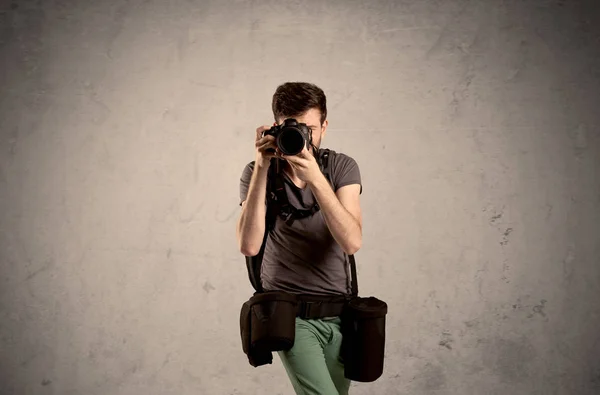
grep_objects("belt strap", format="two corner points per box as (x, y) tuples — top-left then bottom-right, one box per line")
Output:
(296, 296), (349, 319)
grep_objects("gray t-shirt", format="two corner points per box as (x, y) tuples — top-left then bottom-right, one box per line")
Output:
(239, 149), (362, 296)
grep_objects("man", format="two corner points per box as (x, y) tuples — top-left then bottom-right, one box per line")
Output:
(236, 82), (362, 395)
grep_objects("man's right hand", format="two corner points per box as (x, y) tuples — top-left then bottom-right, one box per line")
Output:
(255, 125), (278, 169)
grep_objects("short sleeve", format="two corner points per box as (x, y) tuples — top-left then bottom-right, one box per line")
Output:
(239, 161), (255, 206)
(332, 153), (362, 194)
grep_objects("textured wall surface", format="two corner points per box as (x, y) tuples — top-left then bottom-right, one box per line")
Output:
(1, 0), (599, 394)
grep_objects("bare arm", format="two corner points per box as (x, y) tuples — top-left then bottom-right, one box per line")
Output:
(236, 125), (278, 256)
(308, 174), (363, 255)
(236, 163), (270, 256)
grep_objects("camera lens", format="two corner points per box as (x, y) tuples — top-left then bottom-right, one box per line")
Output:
(278, 128), (305, 155)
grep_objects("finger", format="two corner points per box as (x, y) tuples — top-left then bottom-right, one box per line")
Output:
(281, 154), (301, 163)
(255, 135), (275, 147)
(283, 156), (296, 167)
(256, 125), (272, 134)
(291, 148), (311, 160)
(255, 125), (273, 140)
(257, 142), (276, 152)
(296, 148), (310, 159)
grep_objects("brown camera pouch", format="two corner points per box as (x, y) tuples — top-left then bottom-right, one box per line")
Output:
(240, 291), (298, 367)
(341, 296), (388, 382)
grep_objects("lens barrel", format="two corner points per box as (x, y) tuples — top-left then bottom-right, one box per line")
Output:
(277, 127), (306, 155)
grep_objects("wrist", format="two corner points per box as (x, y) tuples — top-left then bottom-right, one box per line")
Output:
(307, 170), (327, 189)
(254, 159), (271, 175)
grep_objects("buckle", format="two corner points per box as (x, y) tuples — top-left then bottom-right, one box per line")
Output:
(300, 301), (321, 318)
(283, 211), (295, 226)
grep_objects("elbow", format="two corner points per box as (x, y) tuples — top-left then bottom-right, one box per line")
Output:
(237, 219), (261, 257)
(238, 226), (263, 256)
(239, 241), (261, 257)
(344, 237), (362, 256)
(345, 246), (361, 256)
(240, 246), (260, 257)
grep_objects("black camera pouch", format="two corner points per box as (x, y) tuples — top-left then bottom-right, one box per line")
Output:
(240, 291), (298, 367)
(341, 296), (388, 382)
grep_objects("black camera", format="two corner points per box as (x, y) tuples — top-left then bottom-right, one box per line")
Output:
(262, 118), (312, 156)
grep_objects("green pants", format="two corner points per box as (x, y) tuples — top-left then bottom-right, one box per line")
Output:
(277, 316), (351, 395)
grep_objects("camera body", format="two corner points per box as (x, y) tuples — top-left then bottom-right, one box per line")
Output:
(262, 118), (312, 156)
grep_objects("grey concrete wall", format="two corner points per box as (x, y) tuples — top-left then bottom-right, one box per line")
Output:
(1, 0), (599, 394)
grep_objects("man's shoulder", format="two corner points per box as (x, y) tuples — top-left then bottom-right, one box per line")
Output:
(319, 148), (358, 166)
(319, 148), (362, 192)
(240, 160), (256, 181)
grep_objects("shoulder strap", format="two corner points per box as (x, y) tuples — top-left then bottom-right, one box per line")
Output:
(321, 149), (332, 183)
(349, 254), (358, 297)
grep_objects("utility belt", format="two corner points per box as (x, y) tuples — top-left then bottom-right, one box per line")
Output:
(239, 290), (388, 383)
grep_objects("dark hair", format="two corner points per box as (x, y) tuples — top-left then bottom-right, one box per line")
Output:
(272, 82), (327, 126)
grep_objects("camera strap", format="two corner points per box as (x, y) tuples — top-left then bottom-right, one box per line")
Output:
(270, 149), (330, 227)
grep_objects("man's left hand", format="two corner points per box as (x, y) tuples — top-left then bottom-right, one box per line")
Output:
(280, 146), (322, 184)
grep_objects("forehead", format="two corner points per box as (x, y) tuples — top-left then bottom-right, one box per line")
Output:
(282, 108), (322, 128)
